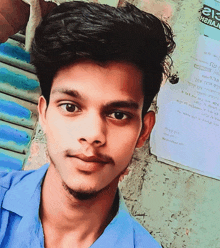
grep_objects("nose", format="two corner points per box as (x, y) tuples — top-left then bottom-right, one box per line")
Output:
(78, 112), (106, 147)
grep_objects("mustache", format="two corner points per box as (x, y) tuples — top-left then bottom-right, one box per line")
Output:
(66, 150), (115, 165)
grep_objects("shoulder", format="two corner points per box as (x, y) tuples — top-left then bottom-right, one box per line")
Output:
(0, 169), (34, 190)
(0, 169), (33, 202)
(0, 164), (49, 206)
(0, 163), (49, 191)
(129, 215), (161, 248)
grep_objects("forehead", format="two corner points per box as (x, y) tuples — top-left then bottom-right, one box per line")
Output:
(51, 61), (144, 104)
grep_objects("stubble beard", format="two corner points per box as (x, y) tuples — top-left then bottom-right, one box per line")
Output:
(49, 152), (133, 201)
(61, 161), (133, 201)
(62, 181), (104, 201)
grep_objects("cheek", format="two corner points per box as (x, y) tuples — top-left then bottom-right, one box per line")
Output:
(109, 125), (141, 161)
(44, 113), (68, 151)
(45, 113), (82, 153)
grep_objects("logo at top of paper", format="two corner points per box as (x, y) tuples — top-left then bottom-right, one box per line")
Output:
(200, 5), (220, 30)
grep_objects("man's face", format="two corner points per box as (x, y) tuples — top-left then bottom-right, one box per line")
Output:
(39, 61), (154, 196)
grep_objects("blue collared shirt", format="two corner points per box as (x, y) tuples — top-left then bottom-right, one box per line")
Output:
(0, 164), (161, 248)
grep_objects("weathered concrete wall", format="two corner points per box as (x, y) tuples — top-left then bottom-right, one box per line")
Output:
(24, 123), (49, 170)
(24, 0), (220, 247)
(119, 144), (220, 247)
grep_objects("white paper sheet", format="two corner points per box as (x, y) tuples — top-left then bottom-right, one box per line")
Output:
(150, 35), (220, 179)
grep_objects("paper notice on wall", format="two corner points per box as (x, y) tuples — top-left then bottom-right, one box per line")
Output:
(150, 35), (220, 179)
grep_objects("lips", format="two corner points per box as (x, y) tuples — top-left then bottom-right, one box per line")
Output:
(67, 153), (113, 172)
(74, 154), (110, 164)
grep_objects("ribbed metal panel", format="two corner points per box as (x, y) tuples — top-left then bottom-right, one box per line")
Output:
(0, 148), (25, 171)
(0, 34), (40, 171)
(0, 120), (33, 153)
(0, 93), (38, 129)
(0, 63), (40, 103)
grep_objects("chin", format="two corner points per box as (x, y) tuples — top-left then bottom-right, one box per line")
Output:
(62, 181), (104, 201)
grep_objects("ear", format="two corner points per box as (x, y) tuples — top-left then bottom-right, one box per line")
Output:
(136, 111), (155, 148)
(38, 96), (48, 132)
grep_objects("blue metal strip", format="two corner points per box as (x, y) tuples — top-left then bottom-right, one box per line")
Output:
(0, 124), (31, 146)
(0, 67), (39, 91)
(0, 99), (31, 119)
(0, 152), (23, 171)
(0, 42), (30, 62)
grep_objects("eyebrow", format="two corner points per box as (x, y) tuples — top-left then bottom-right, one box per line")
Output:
(51, 88), (82, 99)
(103, 101), (139, 111)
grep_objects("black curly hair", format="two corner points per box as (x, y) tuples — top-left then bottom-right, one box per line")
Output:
(31, 1), (175, 114)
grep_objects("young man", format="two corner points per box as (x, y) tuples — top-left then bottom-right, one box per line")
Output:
(0, 1), (175, 247)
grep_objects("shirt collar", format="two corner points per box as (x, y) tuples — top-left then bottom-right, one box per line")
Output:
(2, 163), (49, 216)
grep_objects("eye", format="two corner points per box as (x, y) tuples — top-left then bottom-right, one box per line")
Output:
(109, 111), (128, 120)
(60, 103), (79, 113)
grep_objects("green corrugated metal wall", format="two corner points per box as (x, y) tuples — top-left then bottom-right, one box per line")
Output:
(0, 34), (41, 171)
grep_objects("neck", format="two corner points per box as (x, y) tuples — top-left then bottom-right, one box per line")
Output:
(39, 164), (119, 246)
